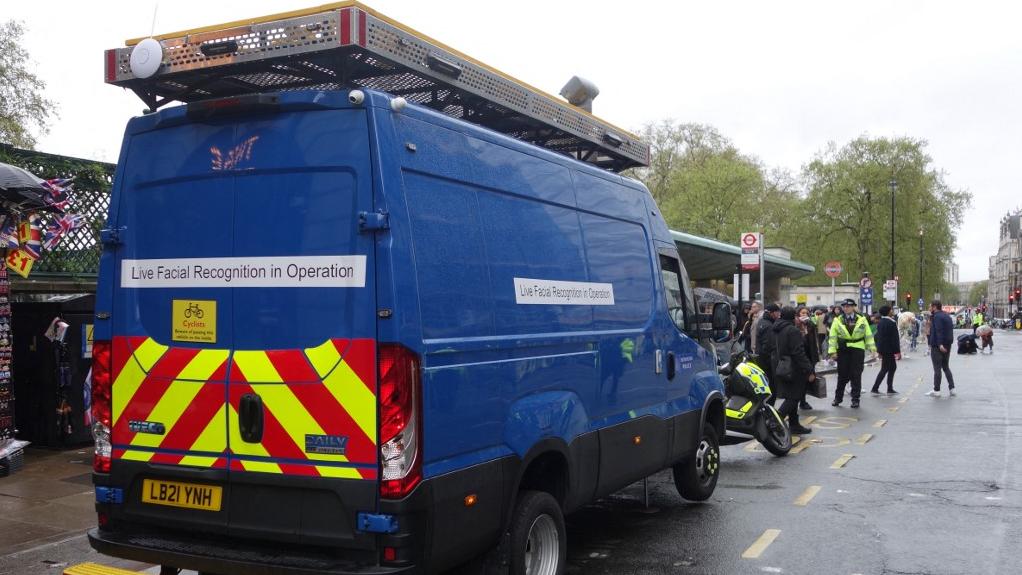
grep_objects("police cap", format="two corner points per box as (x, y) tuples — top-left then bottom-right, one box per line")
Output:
(841, 298), (857, 307)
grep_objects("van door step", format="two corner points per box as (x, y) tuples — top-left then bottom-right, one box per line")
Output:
(63, 563), (150, 575)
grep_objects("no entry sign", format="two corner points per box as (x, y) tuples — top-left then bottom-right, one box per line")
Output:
(824, 261), (842, 278)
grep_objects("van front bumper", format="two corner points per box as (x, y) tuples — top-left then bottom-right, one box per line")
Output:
(88, 528), (416, 575)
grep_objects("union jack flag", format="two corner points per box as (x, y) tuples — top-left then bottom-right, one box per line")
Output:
(42, 213), (86, 251)
(41, 177), (74, 212)
(18, 215), (43, 260)
(0, 216), (17, 250)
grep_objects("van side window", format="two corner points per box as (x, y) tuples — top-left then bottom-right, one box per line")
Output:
(659, 254), (689, 332)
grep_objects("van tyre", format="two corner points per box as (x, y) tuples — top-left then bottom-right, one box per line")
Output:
(508, 490), (566, 575)
(673, 423), (720, 501)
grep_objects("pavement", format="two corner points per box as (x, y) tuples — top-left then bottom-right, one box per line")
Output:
(0, 447), (154, 575)
(0, 329), (1018, 575)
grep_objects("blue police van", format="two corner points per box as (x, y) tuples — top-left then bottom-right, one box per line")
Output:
(89, 4), (729, 574)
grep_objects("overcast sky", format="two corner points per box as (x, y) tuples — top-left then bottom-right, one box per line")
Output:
(7, 0), (1019, 281)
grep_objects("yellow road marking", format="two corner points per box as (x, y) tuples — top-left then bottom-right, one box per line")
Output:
(873, 419), (888, 428)
(888, 407), (900, 413)
(855, 433), (873, 445)
(812, 416), (858, 429)
(801, 415), (818, 425)
(790, 441), (813, 454)
(64, 561), (148, 575)
(742, 529), (781, 559)
(830, 454), (855, 469)
(898, 397), (909, 403)
(806, 435), (850, 448)
(794, 485), (821, 506)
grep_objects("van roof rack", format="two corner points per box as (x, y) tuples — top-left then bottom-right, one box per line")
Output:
(105, 1), (649, 172)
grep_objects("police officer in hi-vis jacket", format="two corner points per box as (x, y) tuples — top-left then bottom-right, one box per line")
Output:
(828, 298), (876, 408)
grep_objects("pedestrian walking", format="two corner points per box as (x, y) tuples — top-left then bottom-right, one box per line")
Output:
(870, 305), (901, 394)
(926, 300), (956, 397)
(771, 306), (815, 435)
(798, 307), (820, 410)
(828, 298), (876, 408)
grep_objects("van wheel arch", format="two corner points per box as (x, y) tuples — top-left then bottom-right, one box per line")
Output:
(512, 439), (571, 510)
(702, 391), (726, 443)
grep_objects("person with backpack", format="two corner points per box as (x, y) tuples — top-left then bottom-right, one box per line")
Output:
(772, 306), (815, 435)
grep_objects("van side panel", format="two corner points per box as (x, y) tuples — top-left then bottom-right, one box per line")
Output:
(390, 111), (678, 500)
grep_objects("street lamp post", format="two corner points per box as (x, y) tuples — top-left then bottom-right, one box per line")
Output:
(918, 228), (924, 308)
(889, 179), (898, 305)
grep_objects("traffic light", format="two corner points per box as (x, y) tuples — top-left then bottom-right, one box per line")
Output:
(1015, 287), (1021, 301)
(905, 292), (912, 308)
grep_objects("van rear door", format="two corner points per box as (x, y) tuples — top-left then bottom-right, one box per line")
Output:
(109, 97), (378, 546)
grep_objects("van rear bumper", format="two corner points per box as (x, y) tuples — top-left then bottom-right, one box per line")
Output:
(88, 528), (415, 575)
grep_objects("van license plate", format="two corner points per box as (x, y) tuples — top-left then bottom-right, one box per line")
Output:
(141, 479), (222, 511)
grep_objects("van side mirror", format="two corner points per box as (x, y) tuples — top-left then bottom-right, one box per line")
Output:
(712, 302), (733, 342)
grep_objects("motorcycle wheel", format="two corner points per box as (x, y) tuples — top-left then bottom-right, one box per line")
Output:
(756, 404), (791, 457)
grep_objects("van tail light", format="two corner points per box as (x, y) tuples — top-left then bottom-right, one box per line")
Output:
(91, 340), (113, 473)
(378, 344), (421, 499)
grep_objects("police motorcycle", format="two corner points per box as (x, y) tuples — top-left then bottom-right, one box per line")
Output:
(718, 337), (792, 456)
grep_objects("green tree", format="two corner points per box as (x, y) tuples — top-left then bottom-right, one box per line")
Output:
(797, 136), (971, 302)
(630, 121), (800, 243)
(0, 20), (56, 148)
(968, 281), (989, 306)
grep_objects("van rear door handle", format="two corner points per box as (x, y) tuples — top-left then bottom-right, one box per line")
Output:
(666, 351), (676, 380)
(239, 393), (264, 443)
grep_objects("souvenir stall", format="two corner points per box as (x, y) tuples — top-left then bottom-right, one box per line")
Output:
(0, 161), (86, 474)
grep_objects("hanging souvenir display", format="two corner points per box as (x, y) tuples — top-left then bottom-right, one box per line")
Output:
(0, 266), (12, 443)
(0, 174), (85, 278)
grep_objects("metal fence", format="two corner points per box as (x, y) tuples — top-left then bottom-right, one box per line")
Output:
(0, 144), (113, 278)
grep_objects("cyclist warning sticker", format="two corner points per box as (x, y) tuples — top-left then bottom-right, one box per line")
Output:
(172, 300), (217, 343)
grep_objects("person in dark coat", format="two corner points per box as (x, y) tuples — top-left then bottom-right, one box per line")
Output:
(927, 300), (957, 397)
(755, 303), (781, 398)
(771, 306), (815, 434)
(797, 307), (820, 410)
(870, 305), (902, 394)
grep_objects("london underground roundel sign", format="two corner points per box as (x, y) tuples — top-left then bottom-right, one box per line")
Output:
(824, 261), (842, 278)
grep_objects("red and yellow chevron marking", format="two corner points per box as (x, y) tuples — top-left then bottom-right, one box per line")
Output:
(110, 336), (376, 478)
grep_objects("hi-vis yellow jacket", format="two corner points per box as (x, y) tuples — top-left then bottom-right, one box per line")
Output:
(828, 314), (876, 355)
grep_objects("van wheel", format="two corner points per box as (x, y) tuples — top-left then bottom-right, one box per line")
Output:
(509, 490), (565, 575)
(673, 423), (720, 501)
